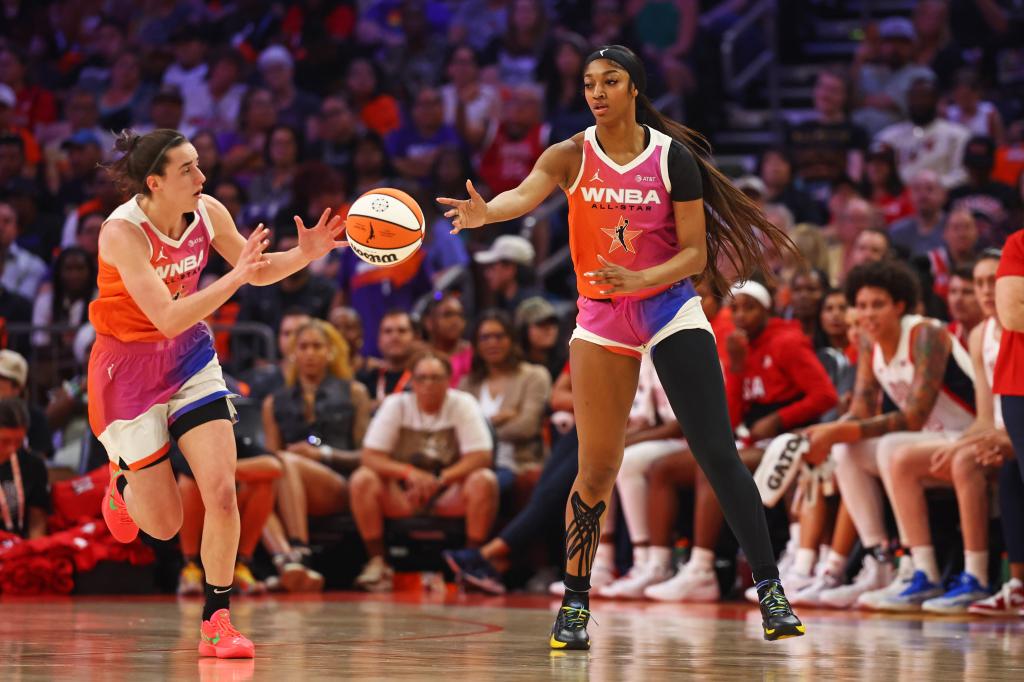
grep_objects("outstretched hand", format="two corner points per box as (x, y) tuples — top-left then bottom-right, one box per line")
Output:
(294, 208), (347, 261)
(436, 179), (487, 234)
(584, 255), (649, 296)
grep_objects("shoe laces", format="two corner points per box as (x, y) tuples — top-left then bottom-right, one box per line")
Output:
(760, 583), (793, 617)
(560, 605), (595, 630)
(212, 612), (242, 638)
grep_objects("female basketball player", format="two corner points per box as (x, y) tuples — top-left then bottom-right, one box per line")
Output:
(437, 45), (804, 649)
(91, 128), (345, 658)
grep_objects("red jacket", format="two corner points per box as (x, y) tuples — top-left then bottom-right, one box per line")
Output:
(726, 319), (838, 430)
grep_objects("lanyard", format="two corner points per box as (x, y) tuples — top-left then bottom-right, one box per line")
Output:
(0, 454), (24, 533)
(377, 369), (412, 402)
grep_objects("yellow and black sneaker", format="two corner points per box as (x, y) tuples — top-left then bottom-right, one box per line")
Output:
(757, 579), (806, 641)
(549, 595), (593, 650)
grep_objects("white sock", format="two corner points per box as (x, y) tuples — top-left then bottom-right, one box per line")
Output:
(910, 545), (940, 584)
(788, 523), (800, 549)
(794, 548), (817, 575)
(825, 550), (848, 577)
(632, 545), (649, 569)
(689, 546), (715, 572)
(594, 543), (614, 571)
(648, 546), (673, 569)
(965, 551), (989, 587)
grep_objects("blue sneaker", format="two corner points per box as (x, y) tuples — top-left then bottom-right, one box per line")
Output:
(442, 548), (506, 594)
(922, 572), (991, 614)
(874, 570), (944, 612)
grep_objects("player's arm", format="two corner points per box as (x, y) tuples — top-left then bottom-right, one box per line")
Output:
(965, 322), (994, 434)
(996, 275), (1024, 331)
(100, 219), (269, 339)
(205, 194), (345, 286)
(845, 330), (883, 420)
(854, 323), (951, 438)
(436, 140), (575, 232)
(261, 395), (283, 452)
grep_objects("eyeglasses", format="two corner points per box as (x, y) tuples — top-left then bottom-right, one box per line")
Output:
(413, 374), (448, 383)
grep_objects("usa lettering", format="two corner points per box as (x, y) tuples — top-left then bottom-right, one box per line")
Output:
(156, 250), (204, 279)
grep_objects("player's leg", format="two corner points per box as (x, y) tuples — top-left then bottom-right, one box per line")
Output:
(231, 455), (282, 595)
(350, 466), (413, 592)
(651, 328), (803, 640)
(550, 340), (639, 650)
(177, 473), (206, 595)
(116, 461), (182, 540)
(970, 458), (1024, 615)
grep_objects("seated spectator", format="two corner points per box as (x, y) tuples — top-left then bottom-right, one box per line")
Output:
(0, 350), (53, 458)
(0, 255), (32, 358)
(459, 310), (551, 496)
(544, 33), (591, 145)
(993, 119), (1024, 186)
(946, 265), (984, 348)
(788, 224), (831, 279)
(345, 58), (401, 138)
(244, 124), (303, 226)
(875, 75), (970, 189)
(786, 269), (828, 345)
(0, 398), (49, 539)
(386, 86), (462, 185)
(378, 0), (449, 95)
(175, 446), (284, 596)
(803, 260), (975, 609)
(135, 88), (192, 139)
(640, 281), (837, 602)
(256, 46), (320, 133)
(307, 95), (358, 174)
(162, 25), (209, 96)
(874, 254), (1003, 613)
(260, 320), (370, 592)
(189, 130), (224, 190)
(758, 148), (825, 225)
(55, 131), (105, 212)
(219, 87), (277, 179)
(30, 246), (97, 388)
(947, 136), (1019, 246)
(350, 352), (497, 592)
(889, 170), (948, 258)
(926, 208), (981, 301)
(0, 199), (46, 300)
(848, 228), (893, 274)
(944, 69), (1005, 145)
(98, 51), (153, 133)
(448, 0), (508, 52)
(480, 0), (552, 87)
(0, 89), (41, 176)
(240, 308), (310, 403)
(329, 305), (370, 376)
(863, 142), (914, 225)
(423, 149), (472, 279)
(422, 293), (473, 387)
(787, 69), (868, 200)
(181, 51), (247, 137)
(830, 197), (880, 277)
(516, 296), (566, 383)
(349, 131), (400, 197)
(440, 45), (499, 151)
(356, 310), (420, 409)
(478, 84), (549, 196)
(0, 47), (56, 132)
(474, 235), (539, 314)
(59, 169), (123, 251)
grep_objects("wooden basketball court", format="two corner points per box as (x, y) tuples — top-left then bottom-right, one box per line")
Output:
(3, 593), (1023, 680)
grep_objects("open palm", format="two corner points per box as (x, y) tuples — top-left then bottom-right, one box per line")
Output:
(436, 179), (487, 234)
(295, 208), (347, 260)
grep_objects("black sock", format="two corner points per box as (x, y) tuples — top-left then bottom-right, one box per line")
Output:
(203, 583), (232, 621)
(563, 574), (591, 594)
(870, 545), (893, 563)
(115, 474), (129, 497)
(562, 586), (590, 609)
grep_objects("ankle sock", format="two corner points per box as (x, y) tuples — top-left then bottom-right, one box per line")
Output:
(910, 545), (940, 584)
(203, 583), (232, 621)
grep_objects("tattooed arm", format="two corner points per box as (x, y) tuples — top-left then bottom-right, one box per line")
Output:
(854, 323), (950, 438)
(845, 330), (882, 420)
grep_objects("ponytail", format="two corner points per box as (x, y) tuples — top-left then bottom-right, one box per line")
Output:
(635, 95), (798, 297)
(104, 128), (188, 196)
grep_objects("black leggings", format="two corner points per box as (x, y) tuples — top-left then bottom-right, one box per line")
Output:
(1001, 395), (1024, 480)
(500, 428), (579, 552)
(998, 459), (1024, 564)
(652, 328), (779, 582)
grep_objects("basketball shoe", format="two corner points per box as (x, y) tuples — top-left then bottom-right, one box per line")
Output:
(178, 561), (204, 596)
(922, 572), (991, 614)
(756, 579), (805, 641)
(443, 548), (505, 594)
(873, 570), (944, 611)
(643, 560), (719, 602)
(549, 593), (593, 650)
(817, 554), (896, 609)
(597, 561), (673, 599)
(232, 562), (265, 595)
(857, 556), (916, 610)
(968, 578), (1024, 616)
(102, 465), (139, 543)
(355, 556), (393, 592)
(198, 609), (255, 659)
(790, 571), (843, 607)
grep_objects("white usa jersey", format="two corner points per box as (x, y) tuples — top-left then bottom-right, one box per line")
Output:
(871, 315), (975, 434)
(981, 317), (1003, 429)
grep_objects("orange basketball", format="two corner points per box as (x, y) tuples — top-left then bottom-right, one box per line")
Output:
(345, 187), (425, 266)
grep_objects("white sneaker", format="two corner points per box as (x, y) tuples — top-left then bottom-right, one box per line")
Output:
(743, 568), (815, 604)
(857, 555), (914, 610)
(777, 544), (797, 578)
(873, 570), (944, 612)
(644, 563), (720, 602)
(818, 554), (896, 609)
(791, 571), (843, 607)
(968, 578), (1024, 616)
(547, 562), (615, 596)
(597, 561), (673, 599)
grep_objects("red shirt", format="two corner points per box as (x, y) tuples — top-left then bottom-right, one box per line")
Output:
(994, 230), (1024, 396)
(725, 318), (838, 430)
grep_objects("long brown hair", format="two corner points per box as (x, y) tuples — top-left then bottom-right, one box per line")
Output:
(285, 320), (353, 387)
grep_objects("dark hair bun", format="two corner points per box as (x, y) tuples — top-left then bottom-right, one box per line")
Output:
(113, 129), (141, 154)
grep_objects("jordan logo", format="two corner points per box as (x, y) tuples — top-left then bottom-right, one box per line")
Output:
(601, 215), (642, 254)
(155, 247), (168, 262)
(589, 168), (604, 184)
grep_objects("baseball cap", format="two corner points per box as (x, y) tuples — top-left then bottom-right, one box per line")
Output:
(258, 45), (294, 71)
(515, 296), (558, 327)
(735, 175), (767, 199)
(878, 17), (915, 42)
(0, 84), (15, 109)
(0, 350), (28, 387)
(474, 235), (535, 266)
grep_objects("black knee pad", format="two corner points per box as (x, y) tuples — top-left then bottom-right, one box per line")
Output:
(170, 397), (234, 441)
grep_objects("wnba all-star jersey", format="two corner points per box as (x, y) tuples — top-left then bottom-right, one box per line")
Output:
(871, 315), (976, 433)
(982, 317), (1004, 428)
(565, 125), (696, 301)
(90, 194), (215, 342)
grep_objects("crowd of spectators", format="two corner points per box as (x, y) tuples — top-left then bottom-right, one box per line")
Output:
(0, 1), (1023, 613)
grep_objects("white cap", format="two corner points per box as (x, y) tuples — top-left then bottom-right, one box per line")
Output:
(0, 349), (27, 387)
(0, 84), (15, 109)
(258, 45), (294, 71)
(730, 280), (772, 310)
(474, 235), (535, 266)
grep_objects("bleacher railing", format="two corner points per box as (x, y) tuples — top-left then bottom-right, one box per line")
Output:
(721, 0), (781, 136)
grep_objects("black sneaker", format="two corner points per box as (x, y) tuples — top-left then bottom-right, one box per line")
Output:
(757, 579), (806, 641)
(442, 548), (506, 594)
(549, 595), (592, 650)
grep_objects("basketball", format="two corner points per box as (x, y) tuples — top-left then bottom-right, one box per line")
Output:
(345, 188), (424, 267)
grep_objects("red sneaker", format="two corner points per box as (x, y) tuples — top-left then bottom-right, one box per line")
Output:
(198, 609), (255, 659)
(102, 465), (139, 543)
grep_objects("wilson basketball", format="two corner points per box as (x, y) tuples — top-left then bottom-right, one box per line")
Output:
(345, 188), (424, 266)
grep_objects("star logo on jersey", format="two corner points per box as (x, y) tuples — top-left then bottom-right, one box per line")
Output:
(589, 168), (604, 184)
(601, 215), (642, 254)
(155, 247), (168, 262)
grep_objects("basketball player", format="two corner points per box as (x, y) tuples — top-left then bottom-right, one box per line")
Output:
(437, 45), (804, 648)
(91, 128), (345, 658)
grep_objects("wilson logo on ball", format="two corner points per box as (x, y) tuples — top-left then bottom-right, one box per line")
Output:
(346, 188), (424, 267)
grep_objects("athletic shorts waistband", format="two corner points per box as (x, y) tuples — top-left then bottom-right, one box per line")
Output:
(93, 324), (209, 355)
